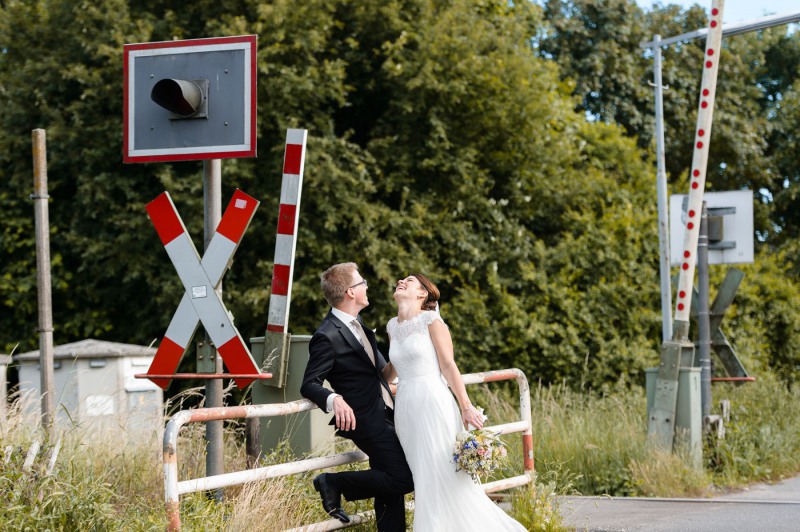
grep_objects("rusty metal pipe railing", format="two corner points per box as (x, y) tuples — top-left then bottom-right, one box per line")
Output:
(462, 368), (534, 472)
(163, 369), (533, 531)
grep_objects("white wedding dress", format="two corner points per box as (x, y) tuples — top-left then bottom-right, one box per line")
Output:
(387, 311), (526, 531)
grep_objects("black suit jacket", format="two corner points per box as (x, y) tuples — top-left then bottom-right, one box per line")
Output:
(300, 312), (394, 440)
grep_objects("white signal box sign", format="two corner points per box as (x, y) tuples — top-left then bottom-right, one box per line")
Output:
(669, 190), (754, 266)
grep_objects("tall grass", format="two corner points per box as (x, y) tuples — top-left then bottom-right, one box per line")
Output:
(705, 373), (800, 487)
(0, 397), (163, 529)
(1, 377), (799, 530)
(516, 376), (800, 498)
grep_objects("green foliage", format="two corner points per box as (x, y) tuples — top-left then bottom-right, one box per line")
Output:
(510, 475), (570, 532)
(0, 430), (157, 530)
(529, 382), (653, 496)
(539, 0), (652, 134)
(0, 0), (798, 399)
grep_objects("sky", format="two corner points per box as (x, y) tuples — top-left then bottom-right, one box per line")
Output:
(635, 1), (800, 24)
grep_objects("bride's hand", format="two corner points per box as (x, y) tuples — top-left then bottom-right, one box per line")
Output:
(461, 405), (484, 430)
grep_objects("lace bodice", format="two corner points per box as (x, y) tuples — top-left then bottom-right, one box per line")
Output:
(387, 311), (446, 381)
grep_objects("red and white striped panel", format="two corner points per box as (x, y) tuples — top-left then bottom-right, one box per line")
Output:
(145, 190), (260, 389)
(267, 129), (308, 333)
(674, 0), (725, 324)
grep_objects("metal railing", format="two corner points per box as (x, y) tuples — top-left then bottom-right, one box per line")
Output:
(163, 368), (533, 530)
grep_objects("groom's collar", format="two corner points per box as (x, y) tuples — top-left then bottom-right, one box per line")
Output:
(331, 307), (358, 325)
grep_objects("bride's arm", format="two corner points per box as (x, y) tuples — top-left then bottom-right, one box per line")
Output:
(382, 334), (397, 383)
(430, 320), (484, 429)
(382, 361), (397, 382)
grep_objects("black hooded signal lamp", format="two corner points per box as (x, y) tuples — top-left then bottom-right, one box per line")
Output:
(150, 78), (209, 119)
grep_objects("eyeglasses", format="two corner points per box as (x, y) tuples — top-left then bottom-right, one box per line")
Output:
(348, 279), (368, 290)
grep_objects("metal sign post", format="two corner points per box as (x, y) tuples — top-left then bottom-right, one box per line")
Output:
(203, 159), (224, 500)
(125, 35), (260, 498)
(651, 34), (672, 343)
(697, 203), (711, 418)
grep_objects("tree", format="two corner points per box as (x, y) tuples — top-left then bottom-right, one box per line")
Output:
(539, 0), (800, 244)
(1, 0), (798, 394)
(539, 0), (653, 137)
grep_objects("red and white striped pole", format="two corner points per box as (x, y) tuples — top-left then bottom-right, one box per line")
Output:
(262, 129), (307, 386)
(267, 129), (307, 334)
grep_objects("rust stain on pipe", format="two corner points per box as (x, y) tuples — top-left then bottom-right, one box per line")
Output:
(522, 433), (534, 472)
(166, 501), (181, 531)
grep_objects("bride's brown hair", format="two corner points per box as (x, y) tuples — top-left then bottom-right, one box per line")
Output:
(411, 273), (440, 311)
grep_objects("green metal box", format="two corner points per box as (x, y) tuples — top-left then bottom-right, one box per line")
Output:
(646, 367), (702, 467)
(250, 335), (335, 456)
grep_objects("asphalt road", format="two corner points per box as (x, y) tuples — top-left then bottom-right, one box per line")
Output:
(559, 475), (800, 531)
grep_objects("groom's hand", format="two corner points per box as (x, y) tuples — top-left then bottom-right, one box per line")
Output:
(332, 396), (356, 431)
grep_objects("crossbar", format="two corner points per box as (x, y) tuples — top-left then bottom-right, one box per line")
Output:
(134, 373), (273, 380)
(162, 368), (533, 531)
(641, 11), (800, 48)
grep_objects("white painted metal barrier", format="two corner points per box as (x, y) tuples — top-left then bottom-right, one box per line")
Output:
(163, 368), (533, 531)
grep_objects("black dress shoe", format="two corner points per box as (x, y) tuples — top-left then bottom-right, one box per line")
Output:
(313, 473), (351, 523)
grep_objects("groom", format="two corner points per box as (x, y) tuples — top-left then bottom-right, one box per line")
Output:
(300, 262), (413, 532)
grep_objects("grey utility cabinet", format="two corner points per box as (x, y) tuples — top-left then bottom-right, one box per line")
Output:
(15, 339), (163, 434)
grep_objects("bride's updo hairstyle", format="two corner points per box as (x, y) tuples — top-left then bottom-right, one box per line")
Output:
(411, 273), (440, 311)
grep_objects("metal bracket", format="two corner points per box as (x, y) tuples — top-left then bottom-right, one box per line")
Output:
(708, 241), (736, 250)
(196, 340), (217, 373)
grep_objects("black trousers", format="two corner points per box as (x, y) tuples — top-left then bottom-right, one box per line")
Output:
(332, 420), (414, 532)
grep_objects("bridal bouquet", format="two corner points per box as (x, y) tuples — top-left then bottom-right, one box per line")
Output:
(452, 427), (508, 481)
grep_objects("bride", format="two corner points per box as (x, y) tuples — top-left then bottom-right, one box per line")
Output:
(383, 274), (525, 531)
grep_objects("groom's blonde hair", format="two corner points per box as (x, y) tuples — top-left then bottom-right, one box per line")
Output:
(321, 262), (358, 307)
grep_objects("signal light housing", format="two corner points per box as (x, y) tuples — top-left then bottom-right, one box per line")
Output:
(150, 79), (209, 119)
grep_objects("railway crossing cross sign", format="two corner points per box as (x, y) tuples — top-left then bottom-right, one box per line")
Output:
(144, 189), (261, 389)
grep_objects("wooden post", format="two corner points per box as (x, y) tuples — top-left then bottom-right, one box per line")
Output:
(31, 128), (55, 437)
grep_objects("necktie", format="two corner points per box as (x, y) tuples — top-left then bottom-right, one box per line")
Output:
(352, 319), (393, 409)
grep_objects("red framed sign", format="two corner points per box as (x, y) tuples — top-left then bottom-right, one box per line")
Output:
(123, 35), (257, 163)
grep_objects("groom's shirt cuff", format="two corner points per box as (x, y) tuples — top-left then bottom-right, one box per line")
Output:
(325, 393), (341, 413)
